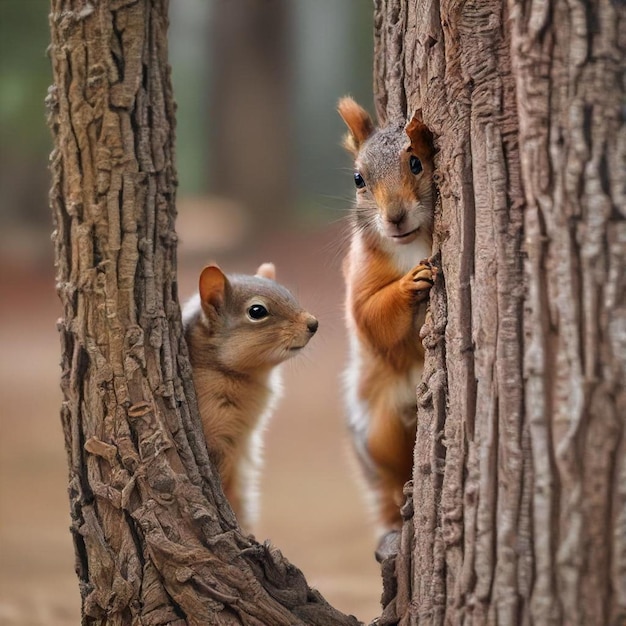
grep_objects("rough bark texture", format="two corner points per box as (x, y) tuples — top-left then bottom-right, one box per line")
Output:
(47, 1), (359, 624)
(373, 0), (626, 624)
(511, 2), (626, 623)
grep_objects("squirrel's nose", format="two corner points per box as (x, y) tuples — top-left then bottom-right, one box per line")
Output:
(307, 317), (319, 334)
(386, 207), (407, 227)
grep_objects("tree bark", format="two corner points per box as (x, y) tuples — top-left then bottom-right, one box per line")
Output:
(373, 0), (626, 624)
(47, 1), (358, 624)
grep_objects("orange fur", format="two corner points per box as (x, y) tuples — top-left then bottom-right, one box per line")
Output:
(405, 116), (434, 161)
(345, 238), (432, 530)
(347, 243), (425, 368)
(340, 99), (436, 533)
(337, 96), (375, 153)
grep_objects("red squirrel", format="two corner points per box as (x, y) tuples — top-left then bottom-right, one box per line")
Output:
(338, 97), (436, 534)
(183, 263), (318, 531)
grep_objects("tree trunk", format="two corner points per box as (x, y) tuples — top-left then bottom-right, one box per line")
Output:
(47, 2), (358, 624)
(210, 0), (293, 228)
(374, 0), (626, 624)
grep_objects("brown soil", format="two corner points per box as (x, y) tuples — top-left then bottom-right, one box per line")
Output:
(0, 219), (382, 624)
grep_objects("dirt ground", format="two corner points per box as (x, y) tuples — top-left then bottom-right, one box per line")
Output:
(0, 214), (382, 624)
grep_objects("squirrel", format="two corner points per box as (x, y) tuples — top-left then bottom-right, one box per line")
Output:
(337, 96), (436, 535)
(182, 262), (318, 531)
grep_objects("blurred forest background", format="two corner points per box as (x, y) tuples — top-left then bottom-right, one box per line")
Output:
(0, 1), (383, 624)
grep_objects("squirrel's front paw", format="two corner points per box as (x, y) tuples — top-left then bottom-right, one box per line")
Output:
(405, 260), (436, 301)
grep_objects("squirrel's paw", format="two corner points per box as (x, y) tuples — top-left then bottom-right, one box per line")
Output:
(406, 261), (436, 300)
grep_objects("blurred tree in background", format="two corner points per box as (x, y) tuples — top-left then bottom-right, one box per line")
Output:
(0, 0), (372, 262)
(170, 0), (373, 232)
(210, 0), (293, 226)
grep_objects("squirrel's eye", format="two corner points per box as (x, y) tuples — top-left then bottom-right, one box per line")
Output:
(409, 155), (423, 175)
(354, 172), (366, 189)
(247, 304), (269, 321)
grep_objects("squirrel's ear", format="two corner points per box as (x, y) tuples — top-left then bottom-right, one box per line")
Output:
(405, 113), (434, 161)
(256, 262), (276, 281)
(337, 96), (374, 154)
(199, 265), (228, 310)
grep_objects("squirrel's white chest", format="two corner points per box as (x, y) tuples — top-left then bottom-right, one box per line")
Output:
(385, 233), (432, 274)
